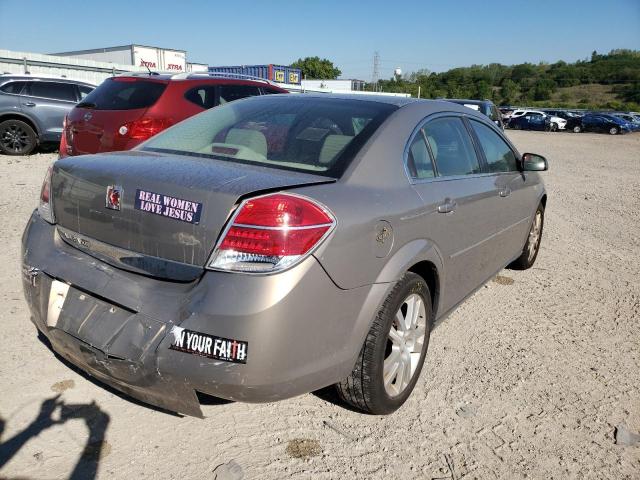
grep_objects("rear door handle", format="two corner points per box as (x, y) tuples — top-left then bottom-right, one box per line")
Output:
(499, 187), (511, 197)
(437, 199), (457, 214)
(23, 102), (36, 107)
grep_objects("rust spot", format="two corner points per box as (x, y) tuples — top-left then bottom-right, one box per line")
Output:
(493, 275), (515, 285)
(51, 379), (75, 393)
(286, 438), (321, 459)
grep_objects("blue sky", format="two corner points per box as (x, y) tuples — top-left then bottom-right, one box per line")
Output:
(2, 0), (639, 80)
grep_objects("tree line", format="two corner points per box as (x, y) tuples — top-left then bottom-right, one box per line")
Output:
(290, 50), (640, 110)
(369, 50), (640, 110)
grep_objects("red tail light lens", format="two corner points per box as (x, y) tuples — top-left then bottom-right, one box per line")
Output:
(38, 165), (55, 224)
(120, 117), (173, 140)
(209, 193), (335, 273)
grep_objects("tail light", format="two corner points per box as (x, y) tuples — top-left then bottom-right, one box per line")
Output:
(119, 117), (173, 141)
(38, 165), (55, 224)
(208, 193), (335, 273)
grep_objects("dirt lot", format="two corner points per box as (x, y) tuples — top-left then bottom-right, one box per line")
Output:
(0, 131), (638, 479)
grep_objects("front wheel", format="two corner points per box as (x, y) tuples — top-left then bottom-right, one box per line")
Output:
(609, 127), (619, 135)
(572, 125), (582, 133)
(336, 272), (432, 414)
(0, 119), (37, 155)
(509, 204), (544, 270)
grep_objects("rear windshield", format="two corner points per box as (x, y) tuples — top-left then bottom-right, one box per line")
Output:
(140, 96), (397, 177)
(78, 78), (167, 110)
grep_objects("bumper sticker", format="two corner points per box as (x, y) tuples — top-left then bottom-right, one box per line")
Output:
(135, 189), (203, 224)
(169, 326), (247, 364)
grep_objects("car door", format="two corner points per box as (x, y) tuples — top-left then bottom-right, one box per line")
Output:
(407, 115), (500, 313)
(21, 81), (78, 142)
(468, 118), (536, 266)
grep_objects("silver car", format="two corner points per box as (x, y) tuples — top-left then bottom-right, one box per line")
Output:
(0, 75), (95, 155)
(22, 94), (547, 417)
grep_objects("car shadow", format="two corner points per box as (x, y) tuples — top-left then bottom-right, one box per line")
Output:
(0, 396), (110, 480)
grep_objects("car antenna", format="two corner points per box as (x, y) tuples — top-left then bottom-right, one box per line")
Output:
(145, 64), (153, 75)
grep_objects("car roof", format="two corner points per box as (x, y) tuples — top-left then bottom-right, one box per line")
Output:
(0, 74), (95, 87)
(444, 98), (493, 106)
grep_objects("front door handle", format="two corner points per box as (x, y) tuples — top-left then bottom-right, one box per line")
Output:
(499, 187), (512, 197)
(23, 102), (36, 107)
(437, 199), (457, 214)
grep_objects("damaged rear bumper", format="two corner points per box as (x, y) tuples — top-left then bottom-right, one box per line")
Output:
(21, 212), (386, 417)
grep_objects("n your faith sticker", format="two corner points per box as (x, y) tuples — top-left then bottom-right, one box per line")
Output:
(169, 326), (248, 364)
(135, 189), (203, 224)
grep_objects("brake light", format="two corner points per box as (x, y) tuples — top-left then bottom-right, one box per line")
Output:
(208, 193), (335, 273)
(119, 117), (173, 140)
(38, 165), (55, 224)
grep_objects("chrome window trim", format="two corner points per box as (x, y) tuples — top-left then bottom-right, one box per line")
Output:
(402, 111), (487, 185)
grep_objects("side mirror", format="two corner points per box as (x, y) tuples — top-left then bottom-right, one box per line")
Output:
(521, 153), (548, 171)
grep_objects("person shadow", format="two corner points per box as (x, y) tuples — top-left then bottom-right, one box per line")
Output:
(0, 395), (110, 480)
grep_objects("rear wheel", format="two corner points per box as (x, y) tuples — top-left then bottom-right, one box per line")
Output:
(550, 122), (558, 132)
(336, 272), (431, 414)
(509, 204), (544, 270)
(0, 119), (37, 155)
(609, 127), (619, 135)
(572, 125), (582, 133)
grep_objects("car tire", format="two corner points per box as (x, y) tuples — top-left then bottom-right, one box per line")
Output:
(550, 123), (558, 132)
(336, 272), (432, 414)
(513, 123), (521, 130)
(609, 127), (619, 135)
(572, 125), (582, 133)
(509, 204), (544, 270)
(0, 119), (38, 155)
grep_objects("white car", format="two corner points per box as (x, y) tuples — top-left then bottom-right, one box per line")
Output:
(509, 109), (567, 130)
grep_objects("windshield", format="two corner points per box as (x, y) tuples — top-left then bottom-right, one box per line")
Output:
(140, 96), (397, 177)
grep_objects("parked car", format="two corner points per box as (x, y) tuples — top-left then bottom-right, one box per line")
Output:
(0, 75), (95, 155)
(508, 109), (567, 130)
(542, 109), (582, 121)
(612, 113), (640, 131)
(60, 72), (287, 157)
(508, 112), (552, 131)
(577, 113), (633, 135)
(444, 99), (504, 129)
(564, 116), (584, 133)
(23, 95), (548, 417)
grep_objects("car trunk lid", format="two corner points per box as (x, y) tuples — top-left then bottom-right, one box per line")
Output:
(51, 150), (334, 280)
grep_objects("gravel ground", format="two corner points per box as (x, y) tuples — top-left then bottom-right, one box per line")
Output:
(0, 131), (638, 479)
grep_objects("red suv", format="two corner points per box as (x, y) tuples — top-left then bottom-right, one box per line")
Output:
(60, 73), (287, 157)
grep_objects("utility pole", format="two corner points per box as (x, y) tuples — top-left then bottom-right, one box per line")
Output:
(371, 51), (380, 91)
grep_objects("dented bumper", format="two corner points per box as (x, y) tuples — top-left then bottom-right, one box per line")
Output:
(21, 211), (384, 417)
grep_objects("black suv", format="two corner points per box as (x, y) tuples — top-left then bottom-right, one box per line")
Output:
(0, 75), (95, 155)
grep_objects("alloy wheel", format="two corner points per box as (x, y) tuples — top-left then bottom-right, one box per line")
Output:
(527, 211), (542, 262)
(1, 123), (30, 154)
(383, 293), (427, 397)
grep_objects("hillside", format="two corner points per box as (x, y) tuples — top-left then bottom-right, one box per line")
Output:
(371, 49), (640, 110)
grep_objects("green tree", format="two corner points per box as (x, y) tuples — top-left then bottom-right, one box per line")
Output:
(500, 79), (519, 104)
(290, 56), (341, 79)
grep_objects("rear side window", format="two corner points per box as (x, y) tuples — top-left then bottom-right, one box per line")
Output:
(28, 82), (77, 101)
(407, 132), (435, 179)
(141, 96), (397, 178)
(0, 81), (26, 94)
(218, 85), (260, 105)
(470, 121), (518, 173)
(422, 117), (480, 176)
(184, 85), (217, 109)
(79, 78), (167, 110)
